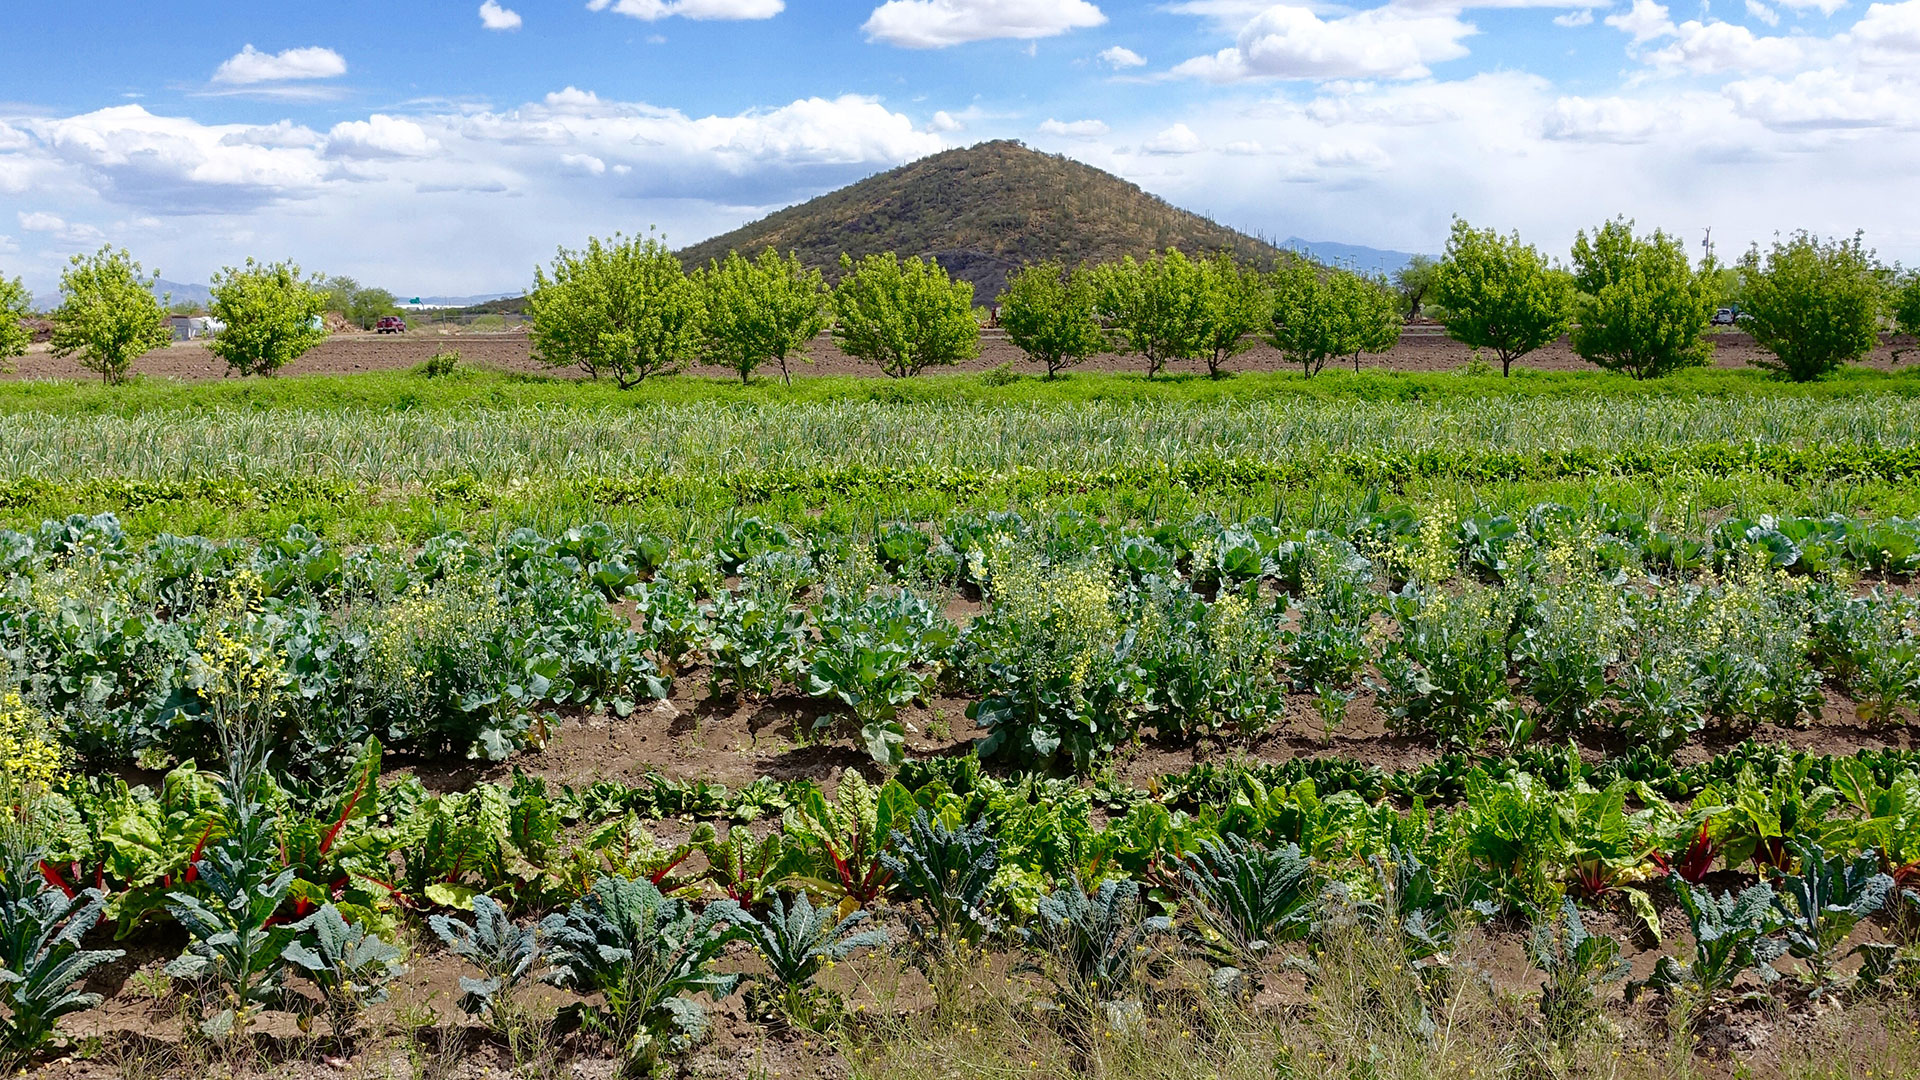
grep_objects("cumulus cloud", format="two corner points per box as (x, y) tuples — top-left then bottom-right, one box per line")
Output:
(560, 153), (607, 174)
(1776, 0), (1850, 13)
(326, 115), (440, 159)
(1746, 0), (1781, 26)
(1647, 19), (1805, 71)
(19, 105), (334, 212)
(1542, 94), (1683, 141)
(862, 0), (1106, 48)
(1725, 69), (1920, 128)
(1039, 117), (1111, 137)
(1604, 0), (1675, 42)
(479, 1), (523, 30)
(1172, 5), (1475, 81)
(16, 211), (106, 246)
(1098, 45), (1146, 67)
(211, 45), (347, 85)
(587, 0), (784, 20)
(1554, 9), (1595, 25)
(1142, 122), (1205, 153)
(1851, 0), (1920, 62)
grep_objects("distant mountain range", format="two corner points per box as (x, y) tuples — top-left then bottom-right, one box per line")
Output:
(1279, 238), (1425, 276)
(147, 280), (521, 311)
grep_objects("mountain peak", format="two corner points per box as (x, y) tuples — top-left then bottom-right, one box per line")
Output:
(677, 140), (1285, 300)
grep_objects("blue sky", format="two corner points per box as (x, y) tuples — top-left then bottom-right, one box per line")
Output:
(2, 0), (1916, 296)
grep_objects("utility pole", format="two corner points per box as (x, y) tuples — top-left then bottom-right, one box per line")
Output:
(1701, 226), (1714, 265)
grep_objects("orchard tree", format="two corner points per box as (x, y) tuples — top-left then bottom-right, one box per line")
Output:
(997, 260), (1107, 379)
(1266, 263), (1401, 377)
(0, 273), (30, 371)
(529, 232), (703, 388)
(1393, 254), (1439, 319)
(1894, 270), (1920, 363)
(697, 248), (829, 384)
(830, 252), (979, 378)
(1738, 231), (1883, 382)
(1092, 249), (1210, 379)
(49, 246), (172, 385)
(1197, 251), (1270, 379)
(206, 259), (327, 377)
(1334, 270), (1403, 372)
(1568, 218), (1718, 379)
(1431, 218), (1574, 376)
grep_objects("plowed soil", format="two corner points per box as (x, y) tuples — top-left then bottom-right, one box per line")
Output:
(9, 328), (1914, 382)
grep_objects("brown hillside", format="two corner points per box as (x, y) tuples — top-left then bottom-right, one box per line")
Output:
(675, 140), (1285, 301)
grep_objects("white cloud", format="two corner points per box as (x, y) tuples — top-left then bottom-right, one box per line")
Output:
(1851, 0), (1920, 61)
(325, 115), (441, 159)
(1542, 94), (1684, 142)
(1605, 0), (1675, 42)
(16, 211), (105, 246)
(1652, 20), (1805, 71)
(211, 45), (347, 85)
(560, 152), (608, 174)
(1142, 122), (1205, 153)
(862, 0), (1106, 48)
(1776, 0), (1850, 13)
(20, 105), (334, 211)
(1098, 45), (1147, 67)
(1725, 69), (1920, 128)
(1039, 117), (1110, 137)
(587, 0), (784, 20)
(1746, 0), (1781, 26)
(1172, 5), (1475, 82)
(220, 121), (325, 150)
(1554, 9), (1595, 25)
(929, 110), (964, 132)
(479, 1), (524, 30)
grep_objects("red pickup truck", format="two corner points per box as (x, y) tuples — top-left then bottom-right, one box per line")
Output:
(375, 316), (407, 334)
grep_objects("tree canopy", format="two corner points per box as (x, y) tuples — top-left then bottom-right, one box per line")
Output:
(697, 249), (830, 384)
(1431, 219), (1574, 377)
(1568, 219), (1718, 380)
(830, 252), (979, 378)
(49, 247), (173, 385)
(207, 259), (327, 377)
(996, 260), (1108, 379)
(528, 233), (704, 388)
(1738, 231), (1883, 382)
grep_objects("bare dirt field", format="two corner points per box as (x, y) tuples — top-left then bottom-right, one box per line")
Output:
(9, 327), (1914, 382)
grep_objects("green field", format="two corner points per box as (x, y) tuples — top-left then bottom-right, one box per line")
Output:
(3, 367), (1920, 1080)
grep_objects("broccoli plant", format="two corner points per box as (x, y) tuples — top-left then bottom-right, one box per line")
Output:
(1527, 899), (1628, 1043)
(1176, 836), (1317, 983)
(282, 903), (407, 1042)
(739, 890), (888, 1031)
(539, 875), (749, 1075)
(0, 849), (123, 1068)
(1771, 839), (1893, 991)
(427, 894), (541, 1035)
(1629, 880), (1786, 1023)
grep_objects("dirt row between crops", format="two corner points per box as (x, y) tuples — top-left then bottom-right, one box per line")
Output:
(10, 329), (1916, 382)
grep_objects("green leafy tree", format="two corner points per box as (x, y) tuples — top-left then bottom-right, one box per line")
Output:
(1092, 249), (1210, 379)
(529, 232), (704, 388)
(1393, 253), (1439, 319)
(206, 259), (327, 377)
(997, 260), (1107, 379)
(1894, 269), (1920, 363)
(345, 287), (399, 330)
(0, 274), (31, 372)
(696, 248), (830, 384)
(1431, 218), (1574, 376)
(830, 252), (979, 378)
(1568, 218), (1717, 379)
(48, 246), (172, 385)
(1196, 251), (1271, 379)
(1738, 231), (1883, 381)
(1265, 263), (1401, 377)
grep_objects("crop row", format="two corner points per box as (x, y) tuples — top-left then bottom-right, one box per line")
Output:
(8, 723), (1920, 1067)
(4, 507), (1918, 782)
